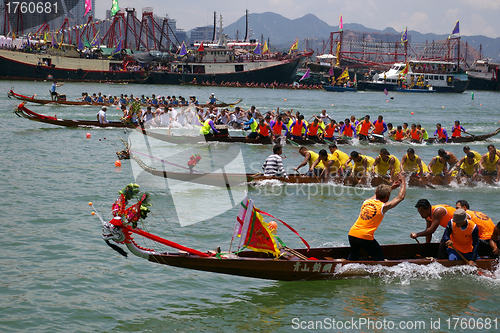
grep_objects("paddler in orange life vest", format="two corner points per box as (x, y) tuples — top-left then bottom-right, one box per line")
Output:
(442, 209), (479, 264)
(411, 199), (456, 258)
(372, 115), (388, 136)
(341, 119), (357, 138)
(269, 114), (288, 139)
(289, 115), (308, 140)
(409, 123), (423, 143)
(323, 119), (337, 141)
(257, 117), (273, 140)
(394, 125), (406, 141)
(358, 115), (374, 140)
(434, 123), (449, 143)
(479, 144), (500, 182)
(347, 173), (406, 261)
(294, 146), (323, 177)
(451, 120), (466, 138)
(456, 200), (496, 256)
(307, 117), (323, 141)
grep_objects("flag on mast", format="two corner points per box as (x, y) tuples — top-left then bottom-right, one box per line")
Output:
(339, 14), (343, 31)
(197, 41), (204, 52)
(289, 38), (298, 53)
(84, 0), (92, 17)
(253, 43), (261, 55)
(262, 41), (269, 54)
(401, 27), (408, 44)
(110, 0), (120, 17)
(179, 41), (187, 56)
(448, 20), (459, 39)
(299, 68), (310, 81)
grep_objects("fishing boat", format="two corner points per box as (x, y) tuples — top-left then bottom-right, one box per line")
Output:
(14, 103), (135, 128)
(0, 45), (148, 83)
(8, 90), (242, 108)
(358, 60), (469, 93)
(323, 85), (357, 92)
(96, 188), (498, 281)
(466, 58), (500, 91)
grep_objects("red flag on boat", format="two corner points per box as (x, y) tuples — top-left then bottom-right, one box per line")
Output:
(197, 42), (204, 52)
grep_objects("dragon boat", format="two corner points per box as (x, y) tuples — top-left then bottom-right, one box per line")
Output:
(8, 90), (241, 108)
(95, 185), (498, 281)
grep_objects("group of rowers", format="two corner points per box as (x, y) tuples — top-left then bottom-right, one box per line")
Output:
(348, 173), (500, 264)
(261, 144), (500, 184)
(188, 80), (324, 90)
(81, 91), (201, 107)
(200, 106), (472, 144)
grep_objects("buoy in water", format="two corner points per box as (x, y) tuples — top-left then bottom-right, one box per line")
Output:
(88, 202), (92, 206)
(411, 112), (414, 115)
(91, 212), (95, 216)
(86, 133), (91, 139)
(284, 98), (287, 101)
(115, 160), (122, 167)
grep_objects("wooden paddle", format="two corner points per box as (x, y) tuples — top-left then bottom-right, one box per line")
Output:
(450, 243), (472, 265)
(460, 129), (476, 137)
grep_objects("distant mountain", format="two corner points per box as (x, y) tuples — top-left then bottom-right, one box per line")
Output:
(215, 12), (500, 61)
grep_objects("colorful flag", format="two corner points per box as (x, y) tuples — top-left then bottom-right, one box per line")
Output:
(110, 0), (120, 17)
(51, 34), (56, 48)
(77, 38), (83, 50)
(328, 66), (334, 76)
(384, 88), (388, 96)
(401, 27), (408, 44)
(262, 41), (269, 54)
(233, 196), (250, 240)
(339, 14), (343, 31)
(197, 41), (204, 52)
(299, 68), (310, 81)
(90, 31), (100, 47)
(111, 40), (122, 55)
(400, 63), (409, 76)
(338, 67), (349, 81)
(289, 38), (298, 53)
(84, 0), (91, 17)
(253, 43), (261, 55)
(179, 41), (187, 56)
(239, 202), (280, 257)
(449, 20), (459, 39)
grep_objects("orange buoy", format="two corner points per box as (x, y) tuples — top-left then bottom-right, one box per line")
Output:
(115, 160), (122, 167)
(91, 212), (95, 216)
(284, 98), (287, 101)
(88, 202), (92, 206)
(86, 133), (91, 139)
(411, 112), (414, 115)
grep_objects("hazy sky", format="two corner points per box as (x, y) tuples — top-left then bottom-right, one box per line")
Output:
(96, 0), (500, 38)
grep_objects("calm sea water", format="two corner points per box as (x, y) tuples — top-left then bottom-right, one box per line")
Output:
(1, 80), (500, 333)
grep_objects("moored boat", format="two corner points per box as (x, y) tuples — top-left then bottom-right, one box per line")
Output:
(466, 58), (500, 91)
(358, 60), (469, 93)
(323, 85), (357, 92)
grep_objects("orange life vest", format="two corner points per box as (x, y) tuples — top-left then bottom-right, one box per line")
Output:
(308, 123), (319, 136)
(373, 120), (385, 135)
(258, 123), (270, 137)
(349, 199), (385, 240)
(430, 204), (456, 228)
(467, 210), (495, 240)
(291, 120), (304, 136)
(359, 120), (372, 136)
(449, 220), (476, 254)
(343, 124), (354, 137)
(411, 128), (420, 140)
(272, 121), (283, 135)
(324, 123), (335, 137)
(395, 129), (405, 140)
(437, 128), (447, 139)
(452, 126), (462, 137)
